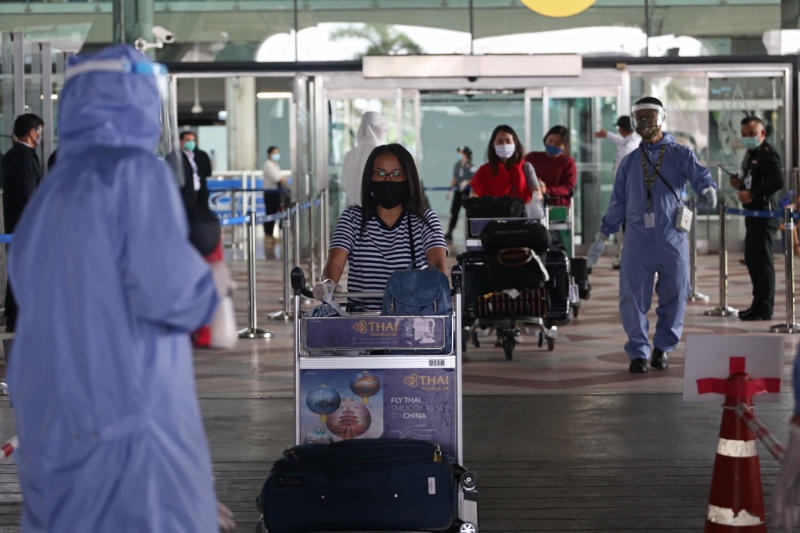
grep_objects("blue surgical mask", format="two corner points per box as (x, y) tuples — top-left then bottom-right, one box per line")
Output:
(270, 153), (280, 162)
(183, 140), (196, 152)
(544, 145), (562, 157)
(741, 136), (760, 150)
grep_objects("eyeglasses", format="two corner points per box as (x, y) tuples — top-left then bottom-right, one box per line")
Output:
(371, 169), (406, 182)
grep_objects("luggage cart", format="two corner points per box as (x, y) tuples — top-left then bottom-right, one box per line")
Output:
(461, 216), (558, 360)
(274, 266), (478, 533)
(547, 202), (588, 319)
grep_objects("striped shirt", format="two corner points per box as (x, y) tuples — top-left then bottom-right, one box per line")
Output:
(330, 206), (447, 310)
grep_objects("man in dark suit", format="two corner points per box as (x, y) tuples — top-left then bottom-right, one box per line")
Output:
(1, 114), (44, 331)
(178, 131), (219, 256)
(179, 130), (211, 207)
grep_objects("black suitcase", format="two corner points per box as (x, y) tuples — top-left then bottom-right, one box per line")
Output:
(258, 439), (462, 533)
(462, 195), (525, 219)
(570, 257), (591, 300)
(545, 249), (571, 325)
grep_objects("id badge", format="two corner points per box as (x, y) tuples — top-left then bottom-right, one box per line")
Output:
(644, 212), (655, 229)
(744, 174), (752, 190)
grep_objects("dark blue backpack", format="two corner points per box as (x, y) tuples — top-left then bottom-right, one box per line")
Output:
(382, 269), (452, 354)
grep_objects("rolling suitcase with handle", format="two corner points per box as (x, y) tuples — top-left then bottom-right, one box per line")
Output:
(257, 438), (476, 533)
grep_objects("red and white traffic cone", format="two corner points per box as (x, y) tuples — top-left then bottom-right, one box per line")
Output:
(698, 357), (779, 532)
(0, 435), (17, 462)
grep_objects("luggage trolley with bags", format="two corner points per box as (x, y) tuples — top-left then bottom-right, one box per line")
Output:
(460, 196), (559, 360)
(255, 266), (479, 533)
(546, 194), (591, 319)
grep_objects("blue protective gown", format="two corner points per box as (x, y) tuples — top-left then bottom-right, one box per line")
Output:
(600, 133), (714, 361)
(7, 45), (220, 532)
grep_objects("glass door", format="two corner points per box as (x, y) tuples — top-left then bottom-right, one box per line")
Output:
(544, 87), (620, 247)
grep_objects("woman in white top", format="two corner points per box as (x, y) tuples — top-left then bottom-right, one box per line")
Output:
(262, 145), (286, 240)
(320, 143), (447, 310)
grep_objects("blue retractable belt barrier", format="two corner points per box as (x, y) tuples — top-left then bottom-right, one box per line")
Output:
(423, 186), (457, 192)
(0, 234), (12, 243)
(725, 207), (784, 219)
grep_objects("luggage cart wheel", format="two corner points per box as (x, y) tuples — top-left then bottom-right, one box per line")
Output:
(460, 471), (478, 491)
(502, 335), (515, 360)
(459, 522), (478, 533)
(537, 331), (543, 348)
(547, 336), (555, 351)
(572, 306), (579, 318)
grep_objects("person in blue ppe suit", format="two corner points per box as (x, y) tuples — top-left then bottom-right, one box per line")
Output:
(586, 97), (717, 374)
(6, 44), (234, 532)
(773, 350), (800, 531)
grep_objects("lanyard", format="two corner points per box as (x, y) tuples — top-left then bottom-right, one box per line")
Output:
(641, 145), (666, 211)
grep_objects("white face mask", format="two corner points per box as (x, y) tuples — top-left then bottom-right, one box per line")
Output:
(494, 143), (515, 159)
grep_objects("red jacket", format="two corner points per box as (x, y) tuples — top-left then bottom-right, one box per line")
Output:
(469, 161), (532, 204)
(525, 151), (576, 207)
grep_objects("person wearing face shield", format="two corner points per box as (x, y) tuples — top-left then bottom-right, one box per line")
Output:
(586, 97), (716, 374)
(1, 113), (44, 332)
(729, 116), (783, 321)
(317, 143), (447, 311)
(5, 45), (234, 531)
(342, 111), (389, 206)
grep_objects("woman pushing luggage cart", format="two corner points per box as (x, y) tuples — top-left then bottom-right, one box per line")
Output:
(255, 143), (478, 532)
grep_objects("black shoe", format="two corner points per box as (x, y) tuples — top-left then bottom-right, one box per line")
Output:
(629, 358), (648, 374)
(650, 348), (669, 370)
(738, 307), (753, 318)
(739, 312), (772, 321)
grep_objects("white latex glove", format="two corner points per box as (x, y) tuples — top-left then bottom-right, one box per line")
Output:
(586, 233), (608, 268)
(217, 501), (236, 531)
(312, 278), (339, 301)
(774, 424), (800, 532)
(702, 186), (717, 210)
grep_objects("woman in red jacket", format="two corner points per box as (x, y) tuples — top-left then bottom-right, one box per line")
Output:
(525, 125), (577, 207)
(470, 124), (532, 204)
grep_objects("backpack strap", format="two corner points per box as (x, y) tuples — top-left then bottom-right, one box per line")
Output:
(406, 212), (417, 269)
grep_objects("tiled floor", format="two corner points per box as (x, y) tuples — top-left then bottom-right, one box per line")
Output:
(0, 245), (798, 531)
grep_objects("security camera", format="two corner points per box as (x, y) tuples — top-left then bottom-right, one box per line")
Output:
(134, 26), (175, 52)
(152, 26), (174, 45)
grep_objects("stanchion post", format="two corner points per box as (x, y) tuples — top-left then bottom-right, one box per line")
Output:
(293, 202), (301, 273)
(309, 192), (317, 286)
(268, 211), (292, 321)
(689, 198), (709, 302)
(322, 187), (330, 260)
(770, 206), (800, 333)
(704, 201), (738, 317)
(318, 189), (326, 277)
(238, 211), (272, 339)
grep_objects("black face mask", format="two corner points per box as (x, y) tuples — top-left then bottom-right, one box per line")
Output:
(369, 180), (410, 209)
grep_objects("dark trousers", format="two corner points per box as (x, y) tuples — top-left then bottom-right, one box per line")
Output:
(263, 190), (282, 236)
(446, 191), (464, 236)
(744, 216), (777, 315)
(4, 280), (16, 331)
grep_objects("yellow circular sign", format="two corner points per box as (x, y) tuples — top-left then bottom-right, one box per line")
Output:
(521, 0), (596, 17)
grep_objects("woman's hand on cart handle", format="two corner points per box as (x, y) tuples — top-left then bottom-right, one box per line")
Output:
(312, 278), (341, 301)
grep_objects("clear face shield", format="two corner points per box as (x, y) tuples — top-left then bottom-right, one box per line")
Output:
(631, 103), (665, 140)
